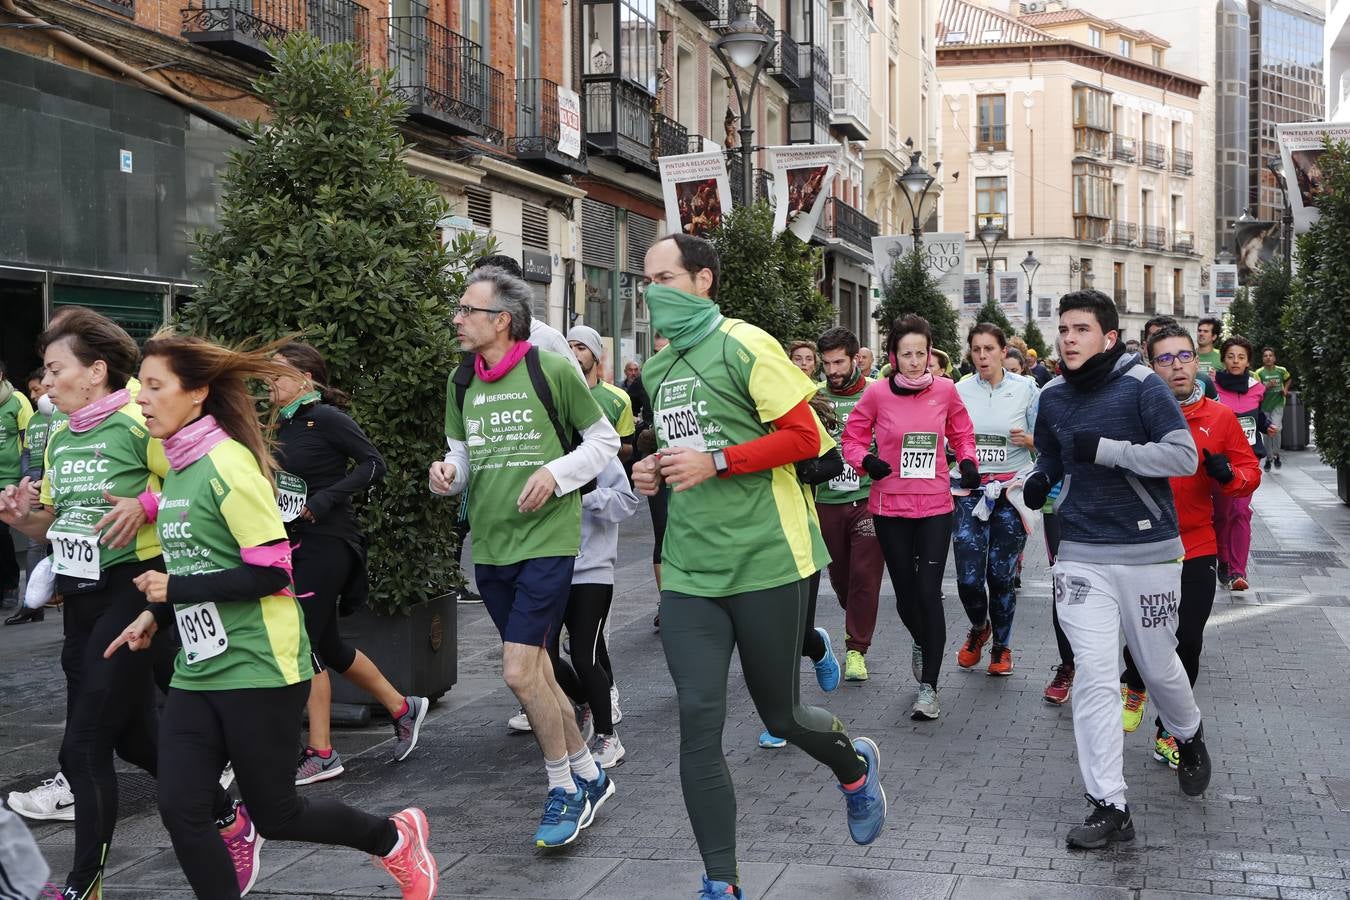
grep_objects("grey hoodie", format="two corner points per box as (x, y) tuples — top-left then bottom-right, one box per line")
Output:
(573, 456), (640, 585)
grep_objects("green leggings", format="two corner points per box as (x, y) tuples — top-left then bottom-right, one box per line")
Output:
(659, 578), (867, 885)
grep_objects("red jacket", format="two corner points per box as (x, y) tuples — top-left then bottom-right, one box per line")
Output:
(1175, 397), (1261, 558)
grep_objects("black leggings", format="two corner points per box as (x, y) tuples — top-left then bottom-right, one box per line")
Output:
(1121, 554), (1217, 693)
(294, 533), (358, 674)
(800, 570), (825, 661)
(874, 513), (952, 687)
(1044, 513), (1075, 668)
(550, 583), (617, 734)
(158, 681), (397, 900)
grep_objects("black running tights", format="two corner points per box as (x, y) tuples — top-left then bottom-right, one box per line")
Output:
(874, 513), (952, 687)
(549, 583), (617, 734)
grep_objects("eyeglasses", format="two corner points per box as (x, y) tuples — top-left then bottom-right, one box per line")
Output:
(454, 304), (506, 318)
(1151, 350), (1197, 366)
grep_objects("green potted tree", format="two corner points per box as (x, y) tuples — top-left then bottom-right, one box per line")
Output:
(179, 33), (472, 699)
(1022, 319), (1050, 360)
(974, 297), (1017, 340)
(874, 247), (960, 361)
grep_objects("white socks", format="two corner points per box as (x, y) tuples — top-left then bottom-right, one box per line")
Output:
(545, 756), (575, 793)
(569, 747), (601, 783)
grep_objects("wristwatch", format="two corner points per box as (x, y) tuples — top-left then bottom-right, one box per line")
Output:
(710, 449), (729, 476)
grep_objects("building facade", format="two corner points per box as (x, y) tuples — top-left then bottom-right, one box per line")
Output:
(1328, 0), (1350, 118)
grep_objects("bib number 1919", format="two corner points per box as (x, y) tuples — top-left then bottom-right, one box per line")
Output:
(176, 602), (228, 665)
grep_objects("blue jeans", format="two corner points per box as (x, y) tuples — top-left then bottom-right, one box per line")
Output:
(952, 493), (1027, 647)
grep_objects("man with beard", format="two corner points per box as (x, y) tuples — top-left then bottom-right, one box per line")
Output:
(568, 325), (635, 465)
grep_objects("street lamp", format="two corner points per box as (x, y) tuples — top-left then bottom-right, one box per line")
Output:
(1020, 250), (1040, 325)
(977, 215), (1006, 309)
(712, 1), (775, 206)
(897, 137), (941, 245)
(1266, 158), (1294, 270)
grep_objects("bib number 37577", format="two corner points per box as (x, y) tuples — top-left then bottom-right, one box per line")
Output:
(177, 602), (228, 665)
(900, 432), (939, 479)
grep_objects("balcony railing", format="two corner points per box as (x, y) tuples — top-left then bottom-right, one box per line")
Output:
(481, 64), (508, 146)
(830, 76), (869, 141)
(183, 0), (370, 66)
(822, 197), (879, 253)
(384, 15), (484, 136)
(1112, 134), (1136, 162)
(1142, 140), (1166, 168)
(726, 160), (774, 204)
(687, 134), (713, 153)
(1113, 289), (1128, 313)
(715, 0), (774, 35)
(1173, 294), (1186, 317)
(1144, 291), (1158, 314)
(977, 123), (1007, 150)
(514, 77), (587, 175)
(585, 77), (655, 172)
(973, 213), (1008, 234)
(789, 42), (831, 144)
(1171, 148), (1193, 174)
(654, 113), (689, 163)
(677, 0), (720, 21)
(89, 0), (134, 18)
(1141, 224), (1167, 250)
(767, 31), (800, 88)
(1173, 229), (1194, 253)
(1110, 221), (1137, 246)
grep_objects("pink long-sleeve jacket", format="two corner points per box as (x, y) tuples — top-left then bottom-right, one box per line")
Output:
(841, 376), (977, 518)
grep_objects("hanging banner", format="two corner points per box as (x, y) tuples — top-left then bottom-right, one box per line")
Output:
(659, 152), (733, 239)
(1277, 122), (1350, 234)
(871, 234), (966, 306)
(766, 144), (840, 241)
(1233, 218), (1279, 285)
(962, 276), (984, 306)
(557, 86), (582, 159)
(997, 271), (1024, 309)
(1211, 264), (1239, 309)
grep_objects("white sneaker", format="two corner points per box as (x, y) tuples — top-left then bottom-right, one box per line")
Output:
(219, 763), (235, 791)
(577, 705), (595, 744)
(507, 708), (532, 733)
(6, 772), (75, 821)
(610, 685), (622, 725)
(591, 733), (626, 769)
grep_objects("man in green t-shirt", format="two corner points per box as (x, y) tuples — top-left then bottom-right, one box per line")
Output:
(631, 234), (886, 898)
(1195, 317), (1223, 377)
(1258, 347), (1292, 470)
(567, 324), (635, 464)
(0, 362), (33, 606)
(429, 265), (620, 849)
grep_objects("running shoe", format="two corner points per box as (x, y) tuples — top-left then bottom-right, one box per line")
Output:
(956, 622), (992, 669)
(7, 772), (75, 821)
(757, 731), (787, 749)
(652, 613), (660, 631)
(987, 645), (1013, 676)
(533, 786), (590, 848)
(1274, 456), (1282, 469)
(1043, 665), (1074, 705)
(1263, 457), (1272, 472)
(813, 627), (840, 692)
(375, 808), (437, 900)
(1153, 729), (1179, 769)
(911, 685), (940, 720)
(453, 588), (482, 604)
(699, 876), (743, 899)
(45, 874), (102, 900)
(221, 801), (264, 896)
(295, 746), (345, 786)
(1121, 687), (1147, 733)
(507, 708), (532, 733)
(1176, 723), (1212, 796)
(1065, 795), (1134, 849)
(219, 764), (235, 792)
(840, 736), (886, 845)
(4, 606), (43, 625)
(576, 768), (614, 828)
(844, 649), (869, 682)
(391, 696), (428, 762)
(1230, 576), (1250, 592)
(910, 643), (923, 683)
(577, 705), (595, 744)
(610, 684), (623, 724)
(591, 733), (626, 769)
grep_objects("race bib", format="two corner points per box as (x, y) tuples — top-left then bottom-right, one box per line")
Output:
(47, 506), (103, 581)
(828, 466), (862, 493)
(975, 433), (1008, 466)
(1238, 415), (1257, 445)
(275, 471), (308, 523)
(176, 602), (228, 665)
(657, 403), (707, 451)
(900, 433), (939, 479)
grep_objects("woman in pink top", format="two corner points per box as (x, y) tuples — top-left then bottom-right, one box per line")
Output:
(842, 315), (978, 721)
(1212, 335), (1274, 592)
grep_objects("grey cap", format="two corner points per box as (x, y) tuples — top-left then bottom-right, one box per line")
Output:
(567, 325), (603, 362)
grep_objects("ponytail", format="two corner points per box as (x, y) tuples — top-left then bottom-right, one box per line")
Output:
(275, 342), (350, 410)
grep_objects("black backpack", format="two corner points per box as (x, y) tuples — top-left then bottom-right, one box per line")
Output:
(452, 347), (597, 495)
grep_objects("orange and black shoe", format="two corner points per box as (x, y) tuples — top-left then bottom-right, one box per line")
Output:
(956, 622), (992, 669)
(987, 645), (1013, 676)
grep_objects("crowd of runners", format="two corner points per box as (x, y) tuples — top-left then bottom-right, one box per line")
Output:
(0, 232), (1296, 899)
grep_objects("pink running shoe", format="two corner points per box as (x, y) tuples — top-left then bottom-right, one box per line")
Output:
(220, 801), (265, 896)
(375, 808), (437, 900)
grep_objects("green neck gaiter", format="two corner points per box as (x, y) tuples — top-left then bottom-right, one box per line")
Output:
(645, 284), (724, 353)
(281, 390), (321, 420)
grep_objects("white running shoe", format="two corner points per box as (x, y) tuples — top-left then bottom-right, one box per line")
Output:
(610, 685), (622, 725)
(577, 705), (595, 744)
(508, 708), (532, 733)
(6, 772), (75, 821)
(220, 763), (235, 791)
(591, 733), (626, 769)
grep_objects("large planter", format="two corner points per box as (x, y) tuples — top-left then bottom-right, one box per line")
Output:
(1339, 467), (1350, 505)
(329, 593), (457, 710)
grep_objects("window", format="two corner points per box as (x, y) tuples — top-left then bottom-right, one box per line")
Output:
(676, 45), (695, 131)
(976, 94), (1006, 149)
(1073, 85), (1111, 156)
(1119, 37), (1133, 56)
(1073, 161), (1111, 240)
(1152, 47), (1163, 67)
(515, 0), (537, 78)
(975, 176), (1007, 231)
(583, 0), (657, 91)
(462, 0), (490, 55)
(1089, 26), (1102, 48)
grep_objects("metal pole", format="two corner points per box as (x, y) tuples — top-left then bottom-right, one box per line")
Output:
(1282, 199), (1293, 271)
(741, 119), (755, 206)
(1026, 276), (1033, 325)
(986, 256), (995, 310)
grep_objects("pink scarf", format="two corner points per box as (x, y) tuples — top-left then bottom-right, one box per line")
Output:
(163, 414), (231, 471)
(886, 352), (936, 390)
(69, 388), (132, 433)
(474, 341), (533, 383)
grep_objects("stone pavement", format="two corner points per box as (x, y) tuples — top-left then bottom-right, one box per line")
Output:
(3, 450), (1350, 899)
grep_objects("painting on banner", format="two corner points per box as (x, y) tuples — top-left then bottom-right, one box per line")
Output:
(1276, 122), (1350, 234)
(766, 144), (841, 240)
(659, 152), (733, 238)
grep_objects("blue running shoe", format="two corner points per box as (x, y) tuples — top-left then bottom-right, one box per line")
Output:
(757, 731), (786, 749)
(699, 875), (744, 898)
(813, 628), (840, 692)
(533, 786), (590, 848)
(576, 769), (615, 829)
(840, 736), (886, 845)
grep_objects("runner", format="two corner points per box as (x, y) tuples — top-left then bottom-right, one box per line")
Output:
(268, 342), (429, 784)
(842, 314), (979, 720)
(0, 309), (240, 899)
(633, 333), (670, 633)
(788, 340), (819, 380)
(953, 323), (1039, 676)
(1041, 482), (1077, 705)
(431, 265), (619, 848)
(632, 233), (886, 899)
(0, 360), (35, 607)
(1194, 317), (1222, 377)
(567, 326), (635, 465)
(856, 346), (877, 378)
(1212, 335), (1275, 592)
(1257, 348), (1292, 471)
(105, 333), (436, 900)
(6, 369), (52, 626)
(1119, 325), (1259, 765)
(1021, 289), (1211, 849)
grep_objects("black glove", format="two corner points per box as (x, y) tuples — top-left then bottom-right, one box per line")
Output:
(1022, 471), (1052, 509)
(1072, 431), (1102, 464)
(958, 458), (981, 490)
(1202, 448), (1234, 484)
(862, 454), (892, 480)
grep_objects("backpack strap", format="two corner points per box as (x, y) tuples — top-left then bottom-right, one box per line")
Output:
(452, 356), (476, 412)
(523, 347), (576, 452)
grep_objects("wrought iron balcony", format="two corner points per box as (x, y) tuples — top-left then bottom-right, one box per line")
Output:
(654, 113), (690, 163)
(767, 31), (800, 88)
(1110, 221), (1137, 246)
(1143, 291), (1158, 314)
(715, 0), (774, 35)
(1173, 229), (1194, 253)
(1141, 140), (1166, 169)
(1141, 224), (1167, 250)
(514, 77), (587, 175)
(183, 0), (370, 66)
(383, 15), (484, 136)
(1171, 148), (1193, 174)
(1173, 294), (1186, 317)
(481, 64), (509, 146)
(677, 0), (720, 22)
(821, 197), (879, 253)
(726, 158), (773, 203)
(1112, 134), (1136, 162)
(585, 77), (655, 173)
(1113, 289), (1128, 313)
(686, 134), (714, 153)
(88, 0), (134, 18)
(789, 42), (831, 143)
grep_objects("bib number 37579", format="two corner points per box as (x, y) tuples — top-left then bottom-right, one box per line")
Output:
(47, 506), (104, 581)
(900, 432), (939, 479)
(177, 602), (228, 665)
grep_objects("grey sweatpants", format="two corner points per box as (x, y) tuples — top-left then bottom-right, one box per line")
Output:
(1053, 559), (1202, 808)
